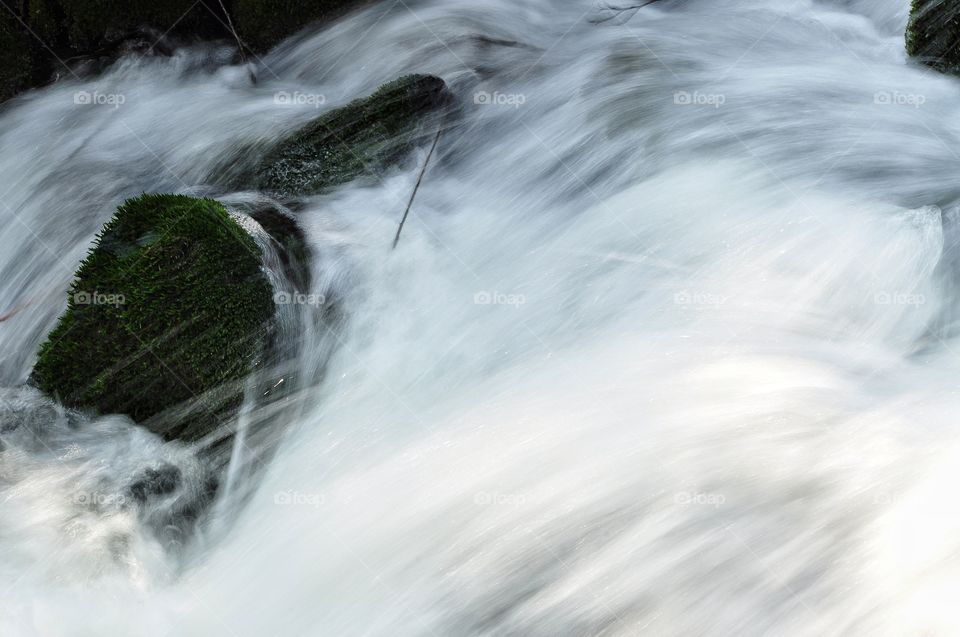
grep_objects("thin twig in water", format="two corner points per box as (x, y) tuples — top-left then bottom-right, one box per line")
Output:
(0, 302), (31, 322)
(392, 127), (443, 250)
(216, 0), (255, 82)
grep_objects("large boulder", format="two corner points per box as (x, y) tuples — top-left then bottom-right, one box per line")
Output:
(253, 74), (451, 198)
(31, 194), (275, 441)
(907, 0), (960, 73)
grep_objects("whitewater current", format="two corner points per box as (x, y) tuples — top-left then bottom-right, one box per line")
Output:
(2, 0), (959, 634)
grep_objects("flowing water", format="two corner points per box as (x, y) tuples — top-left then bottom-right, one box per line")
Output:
(2, 0), (959, 634)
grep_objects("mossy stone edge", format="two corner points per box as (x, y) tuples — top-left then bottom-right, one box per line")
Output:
(254, 74), (451, 198)
(31, 193), (275, 442)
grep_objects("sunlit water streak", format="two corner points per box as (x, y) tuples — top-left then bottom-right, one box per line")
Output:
(2, 0), (960, 634)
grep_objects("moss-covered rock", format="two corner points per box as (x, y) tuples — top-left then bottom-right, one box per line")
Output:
(255, 74), (450, 198)
(32, 194), (274, 441)
(907, 0), (960, 73)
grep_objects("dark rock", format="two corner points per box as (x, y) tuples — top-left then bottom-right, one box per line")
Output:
(248, 205), (312, 294)
(253, 74), (452, 198)
(907, 0), (960, 73)
(124, 461), (218, 553)
(127, 464), (182, 503)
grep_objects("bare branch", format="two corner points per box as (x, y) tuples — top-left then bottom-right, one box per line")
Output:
(392, 127), (443, 250)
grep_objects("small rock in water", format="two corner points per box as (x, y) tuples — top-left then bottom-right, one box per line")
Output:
(127, 464), (182, 504)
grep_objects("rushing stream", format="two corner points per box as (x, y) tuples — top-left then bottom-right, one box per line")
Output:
(3, 0), (960, 634)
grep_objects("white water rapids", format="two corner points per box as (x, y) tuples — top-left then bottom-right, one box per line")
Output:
(3, 0), (960, 634)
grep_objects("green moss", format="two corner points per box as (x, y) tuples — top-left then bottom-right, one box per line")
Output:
(32, 194), (274, 441)
(255, 74), (450, 197)
(232, 0), (362, 53)
(907, 0), (960, 73)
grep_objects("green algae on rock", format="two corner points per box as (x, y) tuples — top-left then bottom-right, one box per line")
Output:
(254, 74), (451, 198)
(32, 194), (274, 441)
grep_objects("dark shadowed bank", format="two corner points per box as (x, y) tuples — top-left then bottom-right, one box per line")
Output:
(1, 0), (369, 101)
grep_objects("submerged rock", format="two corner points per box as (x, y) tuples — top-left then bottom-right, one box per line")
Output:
(247, 205), (312, 294)
(254, 74), (451, 198)
(127, 464), (182, 503)
(907, 0), (960, 73)
(31, 194), (275, 442)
